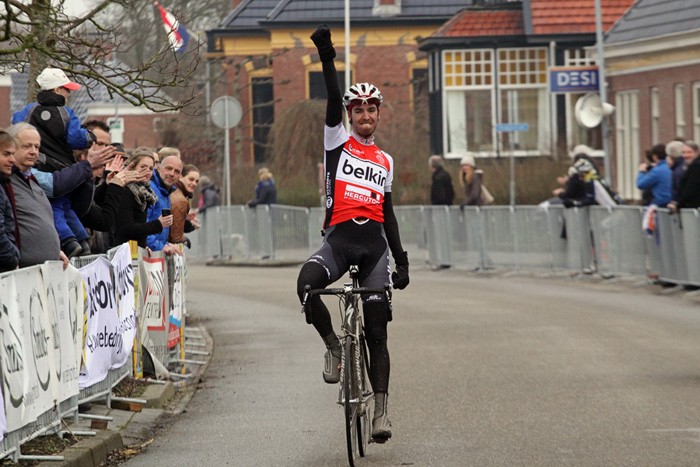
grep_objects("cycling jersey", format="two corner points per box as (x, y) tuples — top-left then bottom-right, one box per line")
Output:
(323, 123), (394, 229)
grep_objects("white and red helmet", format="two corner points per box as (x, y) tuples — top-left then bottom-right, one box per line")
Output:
(343, 82), (383, 110)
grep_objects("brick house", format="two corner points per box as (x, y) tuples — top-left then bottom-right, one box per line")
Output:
(206, 0), (469, 167)
(604, 0), (700, 200)
(418, 0), (634, 169)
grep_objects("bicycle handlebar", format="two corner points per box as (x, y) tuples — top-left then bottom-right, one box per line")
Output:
(305, 284), (391, 297)
(301, 283), (393, 324)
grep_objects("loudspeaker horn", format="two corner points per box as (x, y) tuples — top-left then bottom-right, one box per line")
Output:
(574, 92), (615, 128)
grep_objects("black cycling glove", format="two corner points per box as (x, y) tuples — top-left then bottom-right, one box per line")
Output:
(310, 24), (336, 62)
(391, 250), (410, 290)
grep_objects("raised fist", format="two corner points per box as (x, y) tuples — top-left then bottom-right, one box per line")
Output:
(310, 24), (335, 62)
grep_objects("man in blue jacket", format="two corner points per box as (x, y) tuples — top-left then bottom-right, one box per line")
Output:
(636, 143), (672, 208)
(146, 154), (182, 254)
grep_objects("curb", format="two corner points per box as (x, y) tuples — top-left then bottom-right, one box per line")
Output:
(35, 325), (213, 467)
(206, 258), (302, 267)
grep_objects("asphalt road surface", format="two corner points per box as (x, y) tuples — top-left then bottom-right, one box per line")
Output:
(125, 264), (700, 466)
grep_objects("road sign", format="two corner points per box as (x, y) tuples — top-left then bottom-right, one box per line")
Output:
(211, 96), (242, 129)
(496, 123), (529, 132)
(549, 66), (599, 93)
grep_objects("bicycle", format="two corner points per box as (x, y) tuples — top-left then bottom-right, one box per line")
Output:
(302, 265), (392, 467)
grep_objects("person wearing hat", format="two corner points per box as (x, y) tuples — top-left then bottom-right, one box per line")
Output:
(459, 154), (486, 207)
(556, 158), (597, 208)
(11, 67), (99, 258)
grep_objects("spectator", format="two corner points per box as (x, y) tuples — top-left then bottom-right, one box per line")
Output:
(197, 176), (221, 213)
(79, 154), (142, 253)
(12, 68), (99, 258)
(158, 147), (180, 161)
(169, 164), (200, 247)
(5, 123), (68, 268)
(429, 155), (454, 205)
(78, 119), (117, 253)
(639, 149), (654, 206)
(247, 167), (277, 207)
(669, 141), (700, 212)
(146, 155), (183, 254)
(114, 149), (170, 248)
(458, 155), (485, 207)
(0, 131), (19, 272)
(636, 143), (672, 207)
(665, 140), (686, 201)
(557, 158), (597, 208)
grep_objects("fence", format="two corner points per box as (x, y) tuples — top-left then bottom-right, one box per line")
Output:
(188, 205), (700, 287)
(0, 242), (193, 462)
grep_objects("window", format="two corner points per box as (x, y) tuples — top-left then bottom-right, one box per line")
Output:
(650, 87), (659, 144)
(412, 67), (429, 131)
(675, 84), (686, 138)
(309, 71), (349, 100)
(615, 90), (640, 200)
(693, 82), (700, 142)
(442, 47), (549, 158)
(251, 76), (274, 164)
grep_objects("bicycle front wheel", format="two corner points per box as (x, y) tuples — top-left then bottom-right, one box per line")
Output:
(344, 336), (359, 466)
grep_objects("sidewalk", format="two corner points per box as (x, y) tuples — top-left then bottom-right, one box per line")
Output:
(32, 324), (213, 467)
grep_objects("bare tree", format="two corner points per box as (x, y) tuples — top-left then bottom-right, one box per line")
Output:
(0, 0), (204, 112)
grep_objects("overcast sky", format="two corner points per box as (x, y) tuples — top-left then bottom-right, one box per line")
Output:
(63, 0), (92, 16)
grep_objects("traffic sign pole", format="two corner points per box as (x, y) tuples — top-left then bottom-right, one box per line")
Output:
(210, 96), (243, 207)
(496, 123), (529, 206)
(224, 99), (231, 206)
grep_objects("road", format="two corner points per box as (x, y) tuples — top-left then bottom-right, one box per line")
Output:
(125, 264), (700, 466)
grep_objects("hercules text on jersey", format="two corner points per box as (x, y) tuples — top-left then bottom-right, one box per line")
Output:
(323, 123), (394, 228)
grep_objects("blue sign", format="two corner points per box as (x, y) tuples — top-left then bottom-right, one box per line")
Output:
(549, 66), (599, 93)
(496, 123), (529, 132)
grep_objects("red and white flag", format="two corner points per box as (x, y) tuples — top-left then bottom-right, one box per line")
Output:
(155, 1), (191, 53)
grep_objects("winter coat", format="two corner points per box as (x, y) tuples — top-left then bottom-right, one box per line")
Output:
(430, 166), (454, 205)
(146, 170), (175, 251)
(11, 90), (93, 172)
(0, 174), (19, 272)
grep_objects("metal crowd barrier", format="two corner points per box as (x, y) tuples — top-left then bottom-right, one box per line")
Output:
(187, 204), (700, 287)
(1, 243), (190, 462)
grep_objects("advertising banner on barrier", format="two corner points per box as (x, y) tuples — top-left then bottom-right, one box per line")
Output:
(140, 255), (169, 372)
(111, 244), (137, 368)
(40, 263), (84, 403)
(0, 372), (5, 441)
(0, 267), (57, 431)
(79, 257), (120, 389)
(168, 254), (184, 349)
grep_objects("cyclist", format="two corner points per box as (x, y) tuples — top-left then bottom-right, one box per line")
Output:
(297, 24), (410, 442)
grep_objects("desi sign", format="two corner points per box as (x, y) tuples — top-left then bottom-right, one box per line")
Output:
(549, 66), (599, 93)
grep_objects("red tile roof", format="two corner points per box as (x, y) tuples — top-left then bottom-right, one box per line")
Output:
(433, 0), (634, 39)
(530, 0), (635, 35)
(436, 9), (524, 38)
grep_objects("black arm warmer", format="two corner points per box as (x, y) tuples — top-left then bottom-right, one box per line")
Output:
(322, 60), (344, 128)
(382, 192), (407, 264)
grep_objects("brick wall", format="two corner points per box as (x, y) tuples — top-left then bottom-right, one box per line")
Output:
(608, 62), (700, 148)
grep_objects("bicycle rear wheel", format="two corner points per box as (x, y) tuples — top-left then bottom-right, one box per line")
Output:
(344, 336), (359, 466)
(357, 334), (372, 457)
